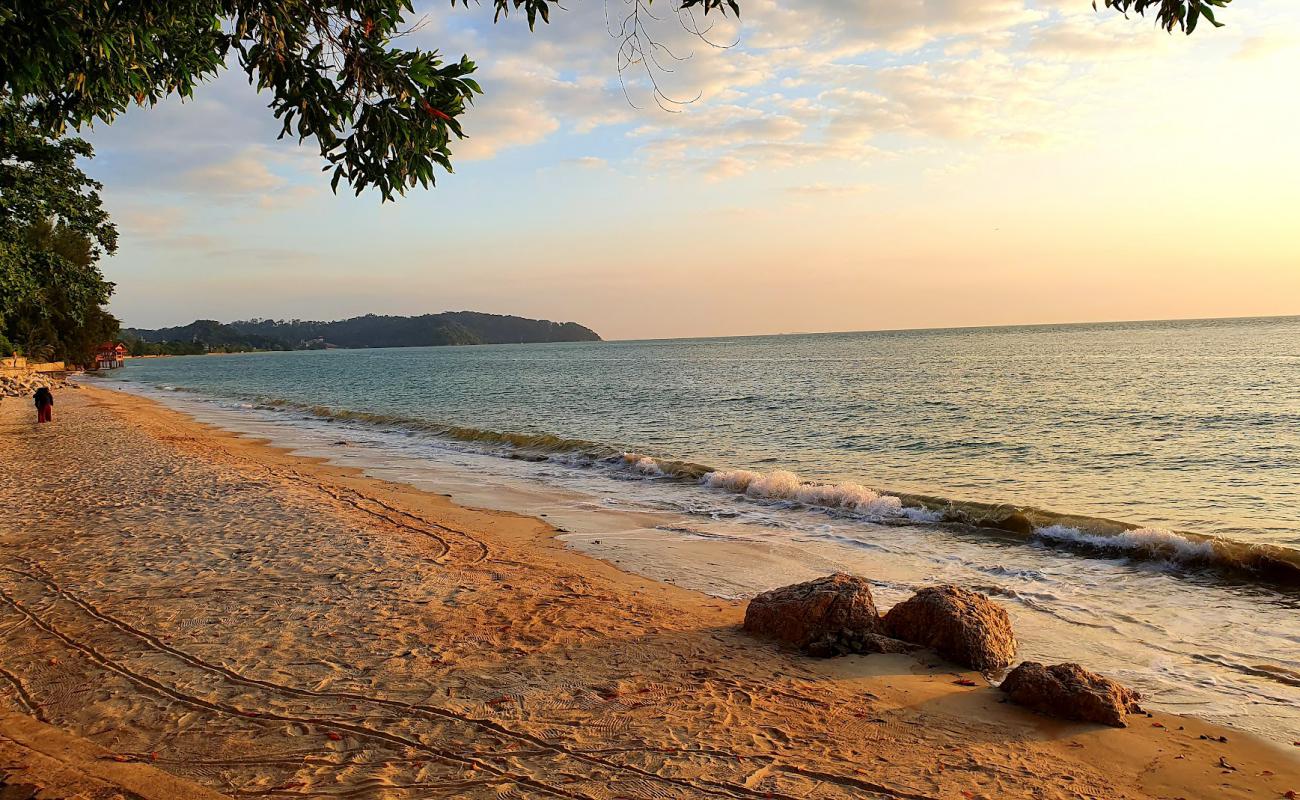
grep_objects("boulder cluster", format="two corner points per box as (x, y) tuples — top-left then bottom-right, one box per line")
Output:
(742, 572), (1143, 727)
(0, 372), (70, 398)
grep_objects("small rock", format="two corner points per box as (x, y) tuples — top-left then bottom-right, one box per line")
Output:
(1000, 661), (1143, 727)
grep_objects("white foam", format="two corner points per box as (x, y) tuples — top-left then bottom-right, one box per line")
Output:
(702, 468), (906, 518)
(620, 452), (665, 476)
(1035, 524), (1220, 563)
(702, 469), (763, 492)
(900, 506), (944, 523)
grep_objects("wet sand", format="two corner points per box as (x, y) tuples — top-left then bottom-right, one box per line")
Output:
(0, 386), (1295, 799)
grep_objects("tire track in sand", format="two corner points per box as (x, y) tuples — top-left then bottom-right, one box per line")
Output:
(0, 561), (911, 800)
(0, 581), (592, 800)
(2, 564), (915, 800)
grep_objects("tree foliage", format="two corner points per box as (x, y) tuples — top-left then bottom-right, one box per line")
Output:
(0, 222), (120, 363)
(1097, 0), (1230, 33)
(1, 0), (1228, 203)
(0, 106), (119, 362)
(0, 0), (489, 200)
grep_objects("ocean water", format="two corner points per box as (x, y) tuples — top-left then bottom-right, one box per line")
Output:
(98, 316), (1300, 744)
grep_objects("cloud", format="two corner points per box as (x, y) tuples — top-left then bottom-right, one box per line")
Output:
(113, 206), (187, 240)
(182, 146), (287, 194)
(742, 0), (1046, 53)
(704, 156), (750, 180)
(1025, 13), (1163, 59)
(84, 0), (1277, 208)
(562, 156), (610, 169)
(1232, 34), (1296, 61)
(785, 183), (870, 196)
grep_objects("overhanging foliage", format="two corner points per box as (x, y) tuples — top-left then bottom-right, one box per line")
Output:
(0, 0), (1229, 202)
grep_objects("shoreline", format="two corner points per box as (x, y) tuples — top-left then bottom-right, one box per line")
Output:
(89, 375), (1300, 745)
(0, 385), (1295, 798)
(88, 374), (1300, 591)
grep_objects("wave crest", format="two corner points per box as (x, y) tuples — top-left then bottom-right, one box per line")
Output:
(1036, 524), (1219, 564)
(703, 469), (904, 516)
(147, 387), (1300, 589)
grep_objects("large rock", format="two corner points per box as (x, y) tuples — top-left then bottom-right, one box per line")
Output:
(1000, 662), (1143, 727)
(743, 573), (884, 653)
(883, 584), (1016, 671)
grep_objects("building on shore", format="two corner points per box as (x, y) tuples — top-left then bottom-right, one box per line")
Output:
(94, 342), (128, 370)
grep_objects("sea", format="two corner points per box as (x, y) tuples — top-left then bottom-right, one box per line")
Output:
(95, 315), (1300, 745)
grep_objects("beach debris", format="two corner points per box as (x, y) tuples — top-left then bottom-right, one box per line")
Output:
(326, 731), (343, 741)
(742, 573), (889, 654)
(883, 585), (1017, 671)
(953, 678), (979, 687)
(1218, 756), (1236, 771)
(999, 662), (1143, 728)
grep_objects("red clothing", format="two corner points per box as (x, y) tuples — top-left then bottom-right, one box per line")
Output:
(37, 404), (52, 423)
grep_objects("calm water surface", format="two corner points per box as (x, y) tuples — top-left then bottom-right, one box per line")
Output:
(117, 316), (1300, 544)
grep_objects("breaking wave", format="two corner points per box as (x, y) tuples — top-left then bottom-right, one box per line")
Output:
(152, 391), (1300, 589)
(1029, 524), (1300, 583)
(1036, 524), (1219, 563)
(701, 469), (906, 516)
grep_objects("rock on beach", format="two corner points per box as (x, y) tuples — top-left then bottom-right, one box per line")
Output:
(883, 584), (1017, 672)
(742, 573), (887, 652)
(1000, 661), (1143, 727)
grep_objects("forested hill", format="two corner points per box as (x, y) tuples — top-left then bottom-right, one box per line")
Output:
(124, 313), (602, 354)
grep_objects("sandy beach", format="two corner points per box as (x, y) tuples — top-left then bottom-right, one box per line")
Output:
(0, 385), (1295, 799)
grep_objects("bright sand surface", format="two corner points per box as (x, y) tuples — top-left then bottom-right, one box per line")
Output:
(0, 386), (1296, 799)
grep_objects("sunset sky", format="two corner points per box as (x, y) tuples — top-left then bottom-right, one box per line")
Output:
(86, 0), (1299, 340)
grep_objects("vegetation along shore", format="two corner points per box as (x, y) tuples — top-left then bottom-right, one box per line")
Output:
(122, 313), (602, 355)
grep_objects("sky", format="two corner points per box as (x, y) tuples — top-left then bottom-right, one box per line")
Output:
(83, 0), (1300, 341)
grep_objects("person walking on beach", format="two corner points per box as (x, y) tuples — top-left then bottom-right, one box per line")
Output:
(33, 386), (53, 423)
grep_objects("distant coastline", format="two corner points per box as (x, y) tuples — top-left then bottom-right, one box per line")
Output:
(122, 311), (601, 355)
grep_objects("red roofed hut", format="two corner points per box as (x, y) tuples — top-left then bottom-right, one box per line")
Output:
(95, 342), (127, 370)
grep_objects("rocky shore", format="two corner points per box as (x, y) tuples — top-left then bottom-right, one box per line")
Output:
(0, 369), (71, 398)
